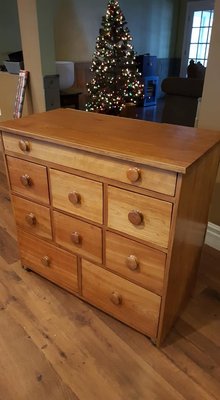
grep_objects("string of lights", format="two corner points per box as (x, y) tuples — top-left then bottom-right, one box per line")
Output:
(86, 0), (143, 115)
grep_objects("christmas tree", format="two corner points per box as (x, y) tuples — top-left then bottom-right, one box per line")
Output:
(86, 0), (143, 115)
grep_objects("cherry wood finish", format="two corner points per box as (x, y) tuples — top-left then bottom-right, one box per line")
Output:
(6, 156), (49, 204)
(2, 132), (177, 196)
(17, 230), (78, 293)
(127, 167), (141, 183)
(1, 108), (220, 173)
(158, 145), (220, 345)
(18, 138), (30, 152)
(53, 210), (102, 263)
(108, 186), (172, 248)
(1, 144), (220, 400)
(11, 195), (52, 240)
(82, 259), (161, 338)
(1, 108), (219, 345)
(105, 231), (166, 295)
(50, 168), (103, 223)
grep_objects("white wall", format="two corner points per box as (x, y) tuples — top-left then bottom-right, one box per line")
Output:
(54, 0), (180, 62)
(0, 0), (21, 63)
(198, 0), (220, 226)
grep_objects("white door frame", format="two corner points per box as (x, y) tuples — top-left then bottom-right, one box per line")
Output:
(180, 0), (215, 77)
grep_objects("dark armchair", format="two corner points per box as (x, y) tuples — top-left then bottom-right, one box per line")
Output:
(161, 77), (204, 127)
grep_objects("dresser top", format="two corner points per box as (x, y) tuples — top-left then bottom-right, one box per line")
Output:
(1, 108), (220, 173)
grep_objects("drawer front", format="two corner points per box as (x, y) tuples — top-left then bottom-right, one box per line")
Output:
(12, 195), (52, 240)
(50, 169), (103, 223)
(82, 260), (161, 338)
(3, 133), (176, 196)
(17, 230), (78, 293)
(108, 186), (172, 248)
(53, 211), (102, 263)
(106, 231), (166, 295)
(7, 156), (49, 204)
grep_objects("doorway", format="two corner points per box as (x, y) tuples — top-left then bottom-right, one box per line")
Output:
(180, 0), (214, 76)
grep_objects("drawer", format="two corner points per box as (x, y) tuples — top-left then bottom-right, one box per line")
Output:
(82, 260), (161, 338)
(50, 169), (103, 224)
(108, 186), (172, 248)
(3, 132), (176, 196)
(6, 156), (49, 204)
(11, 195), (52, 240)
(53, 211), (102, 263)
(106, 231), (166, 295)
(17, 230), (78, 293)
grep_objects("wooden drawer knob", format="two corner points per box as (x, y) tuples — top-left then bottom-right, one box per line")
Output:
(68, 191), (81, 205)
(127, 167), (141, 183)
(20, 174), (32, 187)
(41, 256), (50, 267)
(25, 213), (36, 225)
(128, 210), (143, 225)
(110, 291), (122, 306)
(71, 231), (82, 245)
(19, 139), (30, 152)
(126, 255), (139, 271)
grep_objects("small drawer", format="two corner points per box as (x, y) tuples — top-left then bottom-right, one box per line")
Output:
(6, 156), (49, 204)
(106, 231), (166, 295)
(17, 230), (78, 294)
(53, 211), (102, 263)
(82, 260), (161, 338)
(108, 186), (172, 248)
(3, 132), (176, 196)
(50, 169), (103, 224)
(11, 195), (52, 240)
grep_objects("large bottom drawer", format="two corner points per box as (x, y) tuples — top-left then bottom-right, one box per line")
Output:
(17, 230), (78, 294)
(82, 260), (161, 338)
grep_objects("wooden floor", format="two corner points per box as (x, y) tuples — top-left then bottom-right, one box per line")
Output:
(0, 146), (220, 400)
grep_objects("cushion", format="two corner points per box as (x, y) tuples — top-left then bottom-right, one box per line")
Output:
(187, 59), (206, 80)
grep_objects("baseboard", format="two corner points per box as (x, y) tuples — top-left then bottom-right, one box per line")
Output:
(205, 222), (220, 251)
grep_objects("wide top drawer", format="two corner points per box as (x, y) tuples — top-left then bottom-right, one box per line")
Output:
(2, 132), (177, 196)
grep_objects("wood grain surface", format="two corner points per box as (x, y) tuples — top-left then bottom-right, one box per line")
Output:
(50, 168), (103, 223)
(108, 186), (172, 248)
(7, 155), (49, 204)
(105, 231), (166, 295)
(2, 131), (177, 196)
(11, 195), (52, 240)
(53, 210), (102, 263)
(1, 108), (220, 173)
(0, 148), (220, 400)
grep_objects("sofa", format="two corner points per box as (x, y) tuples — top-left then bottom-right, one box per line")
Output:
(161, 77), (204, 127)
(161, 60), (205, 127)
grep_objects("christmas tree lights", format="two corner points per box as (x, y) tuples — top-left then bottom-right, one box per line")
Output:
(86, 0), (143, 115)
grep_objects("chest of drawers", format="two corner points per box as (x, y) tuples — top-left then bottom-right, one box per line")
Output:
(1, 108), (219, 346)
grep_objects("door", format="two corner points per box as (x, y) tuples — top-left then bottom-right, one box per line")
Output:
(180, 0), (214, 77)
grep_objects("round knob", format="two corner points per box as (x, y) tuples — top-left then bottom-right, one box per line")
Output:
(68, 191), (81, 205)
(127, 167), (141, 183)
(110, 291), (122, 306)
(41, 256), (50, 267)
(25, 213), (36, 225)
(126, 255), (139, 271)
(128, 210), (143, 226)
(19, 139), (30, 152)
(71, 231), (82, 245)
(20, 174), (32, 187)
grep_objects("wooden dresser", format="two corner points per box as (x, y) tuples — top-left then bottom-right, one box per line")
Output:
(1, 109), (219, 346)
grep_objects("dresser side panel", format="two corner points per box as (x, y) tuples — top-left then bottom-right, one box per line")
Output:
(157, 144), (220, 345)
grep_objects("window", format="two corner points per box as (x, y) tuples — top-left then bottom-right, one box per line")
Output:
(180, 1), (214, 76)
